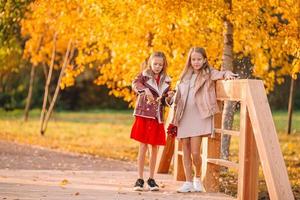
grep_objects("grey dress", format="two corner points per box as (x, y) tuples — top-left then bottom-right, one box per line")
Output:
(177, 73), (213, 139)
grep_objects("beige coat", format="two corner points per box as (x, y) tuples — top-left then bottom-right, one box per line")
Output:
(168, 68), (231, 126)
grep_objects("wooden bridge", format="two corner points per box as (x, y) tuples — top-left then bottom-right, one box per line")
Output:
(156, 79), (294, 200)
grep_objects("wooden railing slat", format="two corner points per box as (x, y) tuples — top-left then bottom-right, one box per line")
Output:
(206, 158), (239, 170)
(214, 128), (240, 136)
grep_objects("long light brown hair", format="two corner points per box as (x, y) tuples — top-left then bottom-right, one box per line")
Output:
(179, 47), (211, 82)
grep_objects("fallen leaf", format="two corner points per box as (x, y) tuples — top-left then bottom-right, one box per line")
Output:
(60, 179), (69, 186)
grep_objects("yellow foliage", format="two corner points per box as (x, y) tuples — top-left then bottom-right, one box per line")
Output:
(22, 0), (300, 102)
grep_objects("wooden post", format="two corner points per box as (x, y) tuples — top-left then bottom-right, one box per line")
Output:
(174, 139), (185, 181)
(202, 133), (221, 192)
(201, 101), (222, 192)
(156, 135), (175, 173)
(237, 102), (259, 200)
(247, 80), (294, 200)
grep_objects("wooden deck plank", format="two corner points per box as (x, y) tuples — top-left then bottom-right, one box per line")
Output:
(0, 170), (236, 200)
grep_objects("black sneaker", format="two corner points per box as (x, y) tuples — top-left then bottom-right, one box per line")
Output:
(147, 178), (159, 191)
(133, 178), (144, 191)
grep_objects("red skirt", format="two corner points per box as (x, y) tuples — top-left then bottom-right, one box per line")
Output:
(130, 116), (166, 145)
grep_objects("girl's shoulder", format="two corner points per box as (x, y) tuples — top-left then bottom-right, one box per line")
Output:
(176, 80), (187, 92)
(135, 70), (150, 81)
(175, 80), (181, 85)
(141, 69), (152, 78)
(177, 79), (189, 85)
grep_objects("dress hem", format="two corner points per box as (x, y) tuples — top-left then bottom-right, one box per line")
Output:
(130, 136), (166, 146)
(176, 132), (211, 139)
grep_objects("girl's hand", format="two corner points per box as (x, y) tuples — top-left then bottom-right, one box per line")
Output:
(165, 90), (175, 103)
(144, 88), (154, 103)
(224, 72), (239, 80)
(167, 90), (175, 98)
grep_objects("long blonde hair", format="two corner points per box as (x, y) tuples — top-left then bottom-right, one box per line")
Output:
(141, 51), (168, 77)
(179, 47), (210, 82)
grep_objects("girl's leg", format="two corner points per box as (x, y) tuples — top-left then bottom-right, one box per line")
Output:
(190, 136), (204, 192)
(181, 138), (193, 182)
(190, 136), (202, 178)
(147, 145), (159, 191)
(137, 142), (148, 179)
(149, 145), (158, 179)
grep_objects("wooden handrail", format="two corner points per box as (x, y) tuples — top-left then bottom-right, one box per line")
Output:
(157, 79), (294, 200)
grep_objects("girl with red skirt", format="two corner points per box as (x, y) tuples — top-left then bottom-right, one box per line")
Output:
(131, 51), (174, 191)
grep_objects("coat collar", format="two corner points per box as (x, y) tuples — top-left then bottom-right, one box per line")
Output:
(142, 69), (171, 96)
(194, 73), (210, 92)
(180, 68), (210, 94)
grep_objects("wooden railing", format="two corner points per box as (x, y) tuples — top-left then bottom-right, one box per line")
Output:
(157, 79), (294, 200)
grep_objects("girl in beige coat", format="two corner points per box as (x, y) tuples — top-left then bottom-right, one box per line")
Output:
(169, 47), (237, 193)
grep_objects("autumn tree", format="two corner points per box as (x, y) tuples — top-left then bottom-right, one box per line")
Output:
(21, 0), (300, 134)
(0, 0), (32, 111)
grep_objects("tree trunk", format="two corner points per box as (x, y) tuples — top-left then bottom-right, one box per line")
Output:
(40, 33), (57, 135)
(287, 77), (296, 134)
(23, 36), (43, 121)
(42, 63), (53, 104)
(23, 65), (35, 121)
(288, 0), (300, 134)
(41, 39), (72, 135)
(221, 14), (235, 160)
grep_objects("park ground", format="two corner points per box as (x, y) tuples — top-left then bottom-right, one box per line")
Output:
(0, 109), (299, 199)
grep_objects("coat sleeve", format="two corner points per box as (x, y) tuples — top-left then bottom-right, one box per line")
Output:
(132, 73), (147, 94)
(169, 84), (182, 126)
(210, 67), (232, 81)
(164, 81), (180, 106)
(161, 87), (170, 107)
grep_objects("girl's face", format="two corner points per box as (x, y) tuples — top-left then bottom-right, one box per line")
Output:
(150, 56), (164, 75)
(191, 51), (206, 71)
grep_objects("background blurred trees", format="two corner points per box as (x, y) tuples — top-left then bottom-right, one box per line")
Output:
(0, 0), (299, 111)
(0, 0), (32, 110)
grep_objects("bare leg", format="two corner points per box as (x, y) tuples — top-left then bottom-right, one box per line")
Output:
(191, 136), (202, 178)
(149, 145), (158, 179)
(137, 143), (148, 179)
(181, 138), (192, 182)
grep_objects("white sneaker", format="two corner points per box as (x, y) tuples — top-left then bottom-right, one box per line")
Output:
(177, 181), (195, 193)
(193, 177), (204, 192)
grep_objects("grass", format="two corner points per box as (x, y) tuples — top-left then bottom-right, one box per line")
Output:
(0, 109), (299, 198)
(0, 109), (137, 160)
